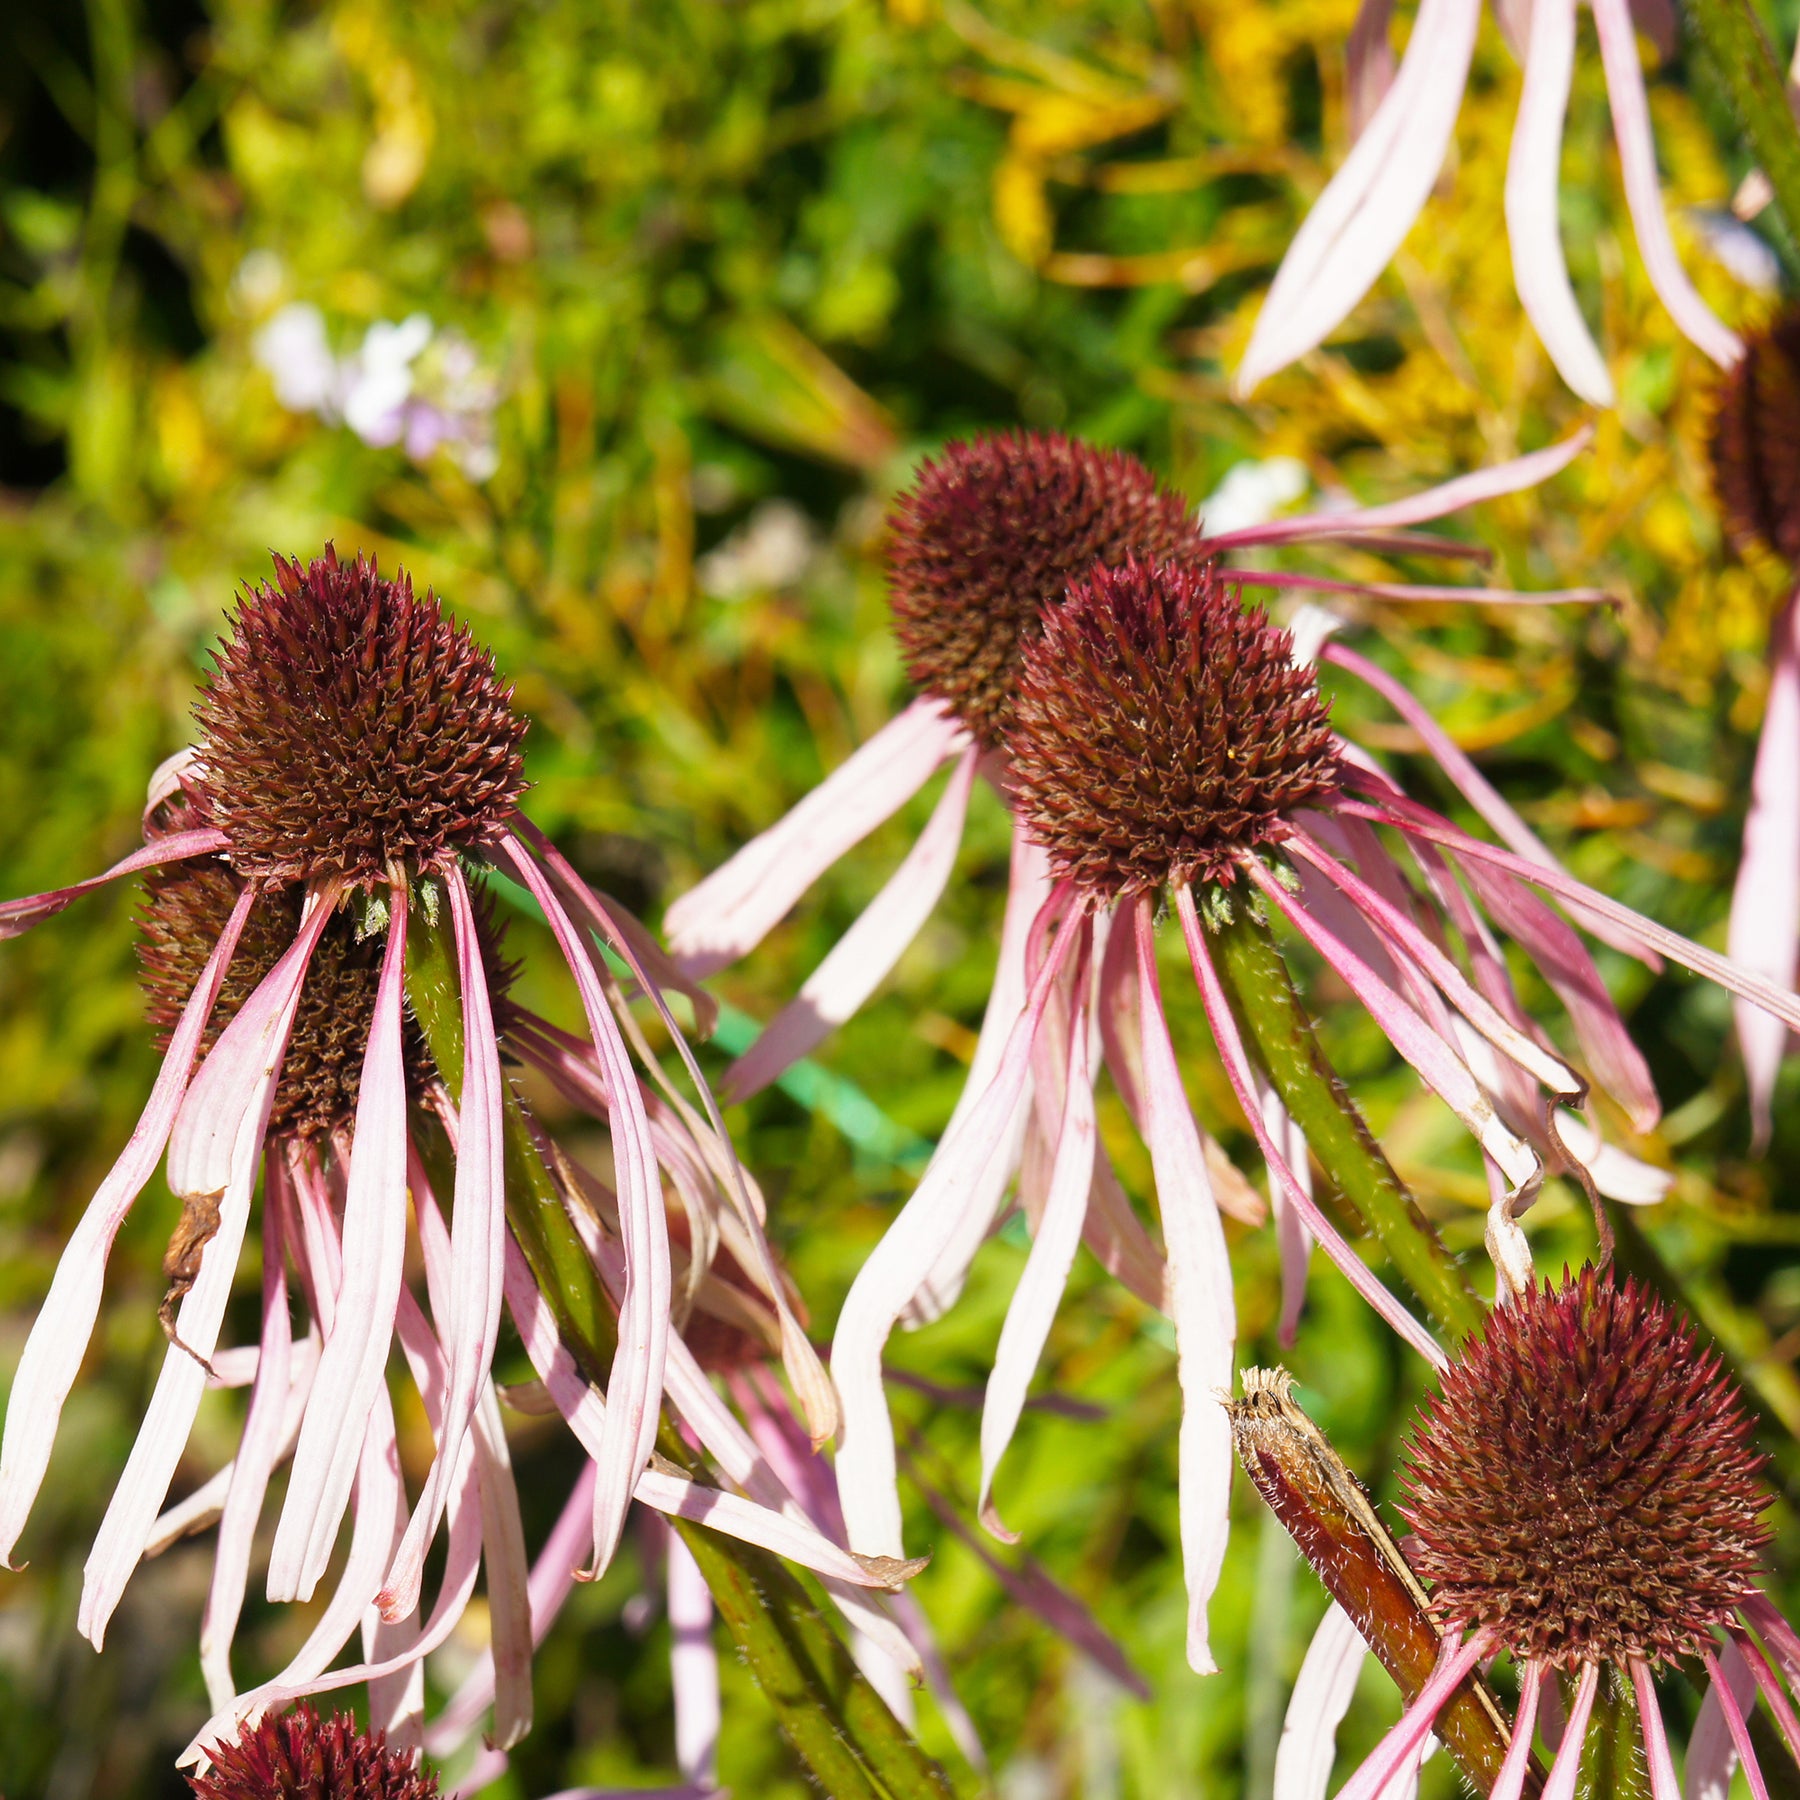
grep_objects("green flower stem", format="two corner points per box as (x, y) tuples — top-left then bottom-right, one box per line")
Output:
(1206, 894), (1485, 1346)
(404, 884), (958, 1800)
(1585, 1666), (1651, 1800)
(1683, 0), (1800, 251)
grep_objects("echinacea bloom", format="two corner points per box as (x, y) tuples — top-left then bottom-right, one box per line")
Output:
(1295, 1267), (1796, 1800)
(0, 547), (870, 1751)
(1711, 307), (1800, 1143)
(187, 1705), (442, 1800)
(1234, 0), (1742, 405)
(829, 545), (1800, 1676)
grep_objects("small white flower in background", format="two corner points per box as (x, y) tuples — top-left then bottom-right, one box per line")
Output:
(697, 500), (817, 600)
(340, 314), (435, 447)
(1197, 456), (1311, 536)
(1688, 207), (1782, 295)
(253, 303), (341, 417)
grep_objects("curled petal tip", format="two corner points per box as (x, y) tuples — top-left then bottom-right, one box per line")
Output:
(977, 1499), (1022, 1546)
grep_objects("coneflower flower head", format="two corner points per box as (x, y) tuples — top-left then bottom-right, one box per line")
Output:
(1008, 556), (1338, 896)
(1403, 1268), (1767, 1668)
(1711, 306), (1800, 563)
(886, 431), (1205, 747)
(190, 548), (527, 884)
(186, 1705), (439, 1800)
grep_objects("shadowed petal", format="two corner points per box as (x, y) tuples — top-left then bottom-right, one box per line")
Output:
(1335, 1630), (1491, 1800)
(1688, 1638), (1757, 1800)
(0, 827), (227, 940)
(1273, 1601), (1365, 1800)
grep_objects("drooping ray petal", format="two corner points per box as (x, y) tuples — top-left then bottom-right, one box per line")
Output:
(1272, 1602), (1365, 1800)
(380, 867), (508, 1622)
(496, 842), (671, 1577)
(663, 696), (971, 976)
(1687, 1636), (1756, 1800)
(833, 889), (1080, 1561)
(1731, 591), (1800, 1146)
(668, 1530), (721, 1790)
(1490, 1661), (1545, 1800)
(77, 892), (337, 1647)
(1334, 1630), (1492, 1800)
(0, 827), (228, 940)
(1252, 1071), (1313, 1348)
(1326, 643), (1659, 965)
(0, 881), (255, 1565)
(1133, 898), (1236, 1673)
(1506, 0), (1616, 403)
(1590, 0), (1743, 369)
(1233, 0), (1482, 394)
(1743, 1594), (1800, 1690)
(1735, 1629), (1800, 1769)
(1177, 888), (1447, 1370)
(1347, 0), (1397, 140)
(1227, 569), (1611, 606)
(1703, 1647), (1773, 1800)
(1629, 1660), (1680, 1800)
(725, 746), (978, 1100)
(1208, 430), (1592, 554)
(979, 921), (1097, 1539)
(1541, 1662), (1600, 1800)
(269, 894), (411, 1603)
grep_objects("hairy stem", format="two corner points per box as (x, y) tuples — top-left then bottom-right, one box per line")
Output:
(1683, 0), (1800, 250)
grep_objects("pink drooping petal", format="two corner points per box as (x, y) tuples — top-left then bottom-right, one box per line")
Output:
(1743, 1594), (1800, 1691)
(1688, 1637), (1757, 1800)
(725, 746), (978, 1100)
(1540, 1661), (1599, 1800)
(1085, 1149), (1171, 1312)
(911, 817), (1056, 1325)
(1176, 888), (1447, 1370)
(1227, 569), (1611, 606)
(886, 1586), (989, 1773)
(1346, 0), (1397, 141)
(1732, 590), (1800, 1146)
(979, 924), (1097, 1540)
(0, 881), (254, 1566)
(380, 868), (508, 1622)
(199, 1154), (296, 1711)
(1591, 0), (1743, 369)
(1352, 795), (1800, 1043)
(1326, 644), (1659, 966)
(78, 894), (337, 1649)
(668, 1529), (721, 1790)
(1704, 1646), (1773, 1800)
(1487, 1660), (1544, 1800)
(498, 842), (670, 1579)
(1734, 1628), (1800, 1769)
(1251, 1071), (1314, 1348)
(1210, 428), (1592, 553)
(1630, 1660), (1680, 1800)
(269, 896), (411, 1604)
(1334, 1629), (1491, 1800)
(0, 826), (228, 940)
(1506, 0), (1616, 403)
(1134, 897), (1236, 1674)
(663, 695), (971, 976)
(1272, 1601), (1365, 1800)
(428, 1462), (598, 1761)
(832, 889), (1079, 1561)
(1233, 0), (1481, 394)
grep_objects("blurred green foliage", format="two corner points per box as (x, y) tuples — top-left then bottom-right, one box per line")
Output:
(5, 0), (1800, 1795)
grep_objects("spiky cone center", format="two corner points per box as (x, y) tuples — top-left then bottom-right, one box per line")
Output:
(185, 1704), (440, 1799)
(190, 547), (528, 885)
(1401, 1268), (1769, 1670)
(1711, 307), (1800, 562)
(887, 429), (1207, 746)
(1004, 554), (1339, 897)
(138, 857), (516, 1140)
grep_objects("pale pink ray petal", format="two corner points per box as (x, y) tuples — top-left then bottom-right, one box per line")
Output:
(1742, 1595), (1800, 1689)
(1252, 1071), (1314, 1348)
(1084, 1150), (1171, 1313)
(1506, 0), (1616, 403)
(1591, 0), (1743, 369)
(428, 1462), (597, 1761)
(663, 696), (971, 976)
(0, 827), (228, 940)
(979, 923), (1098, 1540)
(198, 1153), (296, 1712)
(832, 890), (1079, 1561)
(1133, 897), (1236, 1672)
(1734, 1628), (1800, 1768)
(1731, 591), (1800, 1146)
(1346, 0), (1397, 141)
(268, 894), (412, 1603)
(0, 881), (254, 1565)
(1228, 570), (1611, 606)
(1703, 1646), (1773, 1800)
(497, 842), (670, 1577)
(142, 745), (199, 831)
(1334, 1629), (1492, 1800)
(1630, 1661), (1681, 1800)
(1688, 1636), (1757, 1800)
(1325, 643), (1659, 965)
(910, 818), (1056, 1325)
(363, 1501), (425, 1752)
(887, 1586), (988, 1773)
(725, 747), (978, 1101)
(668, 1529), (721, 1789)
(380, 868), (508, 1621)
(1176, 888), (1447, 1370)
(1233, 0), (1482, 394)
(1350, 795), (1800, 1040)
(1207, 431), (1592, 553)
(1488, 1660), (1545, 1800)
(1272, 1600), (1365, 1800)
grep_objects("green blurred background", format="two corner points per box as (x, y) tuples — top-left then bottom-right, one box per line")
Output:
(4, 0), (1800, 1794)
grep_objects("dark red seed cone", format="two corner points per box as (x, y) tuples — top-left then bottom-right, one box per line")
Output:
(1711, 308), (1800, 563)
(1402, 1267), (1769, 1669)
(887, 430), (1206, 746)
(186, 1705), (440, 1799)
(191, 547), (528, 885)
(1005, 555), (1339, 897)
